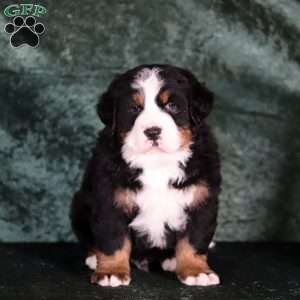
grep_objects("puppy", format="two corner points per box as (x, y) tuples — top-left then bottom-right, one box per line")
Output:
(71, 64), (221, 287)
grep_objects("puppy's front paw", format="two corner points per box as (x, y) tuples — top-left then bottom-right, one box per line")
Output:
(90, 238), (131, 287)
(179, 272), (220, 286)
(91, 272), (131, 287)
(176, 239), (220, 287)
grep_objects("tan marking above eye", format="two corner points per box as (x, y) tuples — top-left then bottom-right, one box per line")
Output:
(132, 92), (144, 107)
(159, 90), (171, 104)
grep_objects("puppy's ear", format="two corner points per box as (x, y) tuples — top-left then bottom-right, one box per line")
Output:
(180, 69), (214, 125)
(97, 90), (115, 127)
(97, 74), (123, 128)
(190, 81), (214, 125)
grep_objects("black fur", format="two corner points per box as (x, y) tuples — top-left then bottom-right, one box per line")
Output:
(71, 64), (221, 262)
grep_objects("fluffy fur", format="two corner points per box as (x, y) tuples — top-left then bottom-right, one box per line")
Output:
(71, 64), (222, 287)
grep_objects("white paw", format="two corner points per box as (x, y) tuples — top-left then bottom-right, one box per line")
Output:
(180, 273), (220, 286)
(97, 275), (131, 287)
(161, 257), (177, 272)
(85, 255), (97, 270)
(209, 241), (216, 249)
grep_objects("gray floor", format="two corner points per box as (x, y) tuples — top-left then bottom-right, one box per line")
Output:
(0, 243), (299, 300)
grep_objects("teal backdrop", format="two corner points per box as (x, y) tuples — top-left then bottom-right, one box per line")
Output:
(0, 0), (299, 242)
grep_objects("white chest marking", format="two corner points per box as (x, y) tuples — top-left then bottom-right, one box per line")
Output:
(128, 150), (194, 248)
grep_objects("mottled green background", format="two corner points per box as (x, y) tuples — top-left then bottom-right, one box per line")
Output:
(0, 0), (299, 242)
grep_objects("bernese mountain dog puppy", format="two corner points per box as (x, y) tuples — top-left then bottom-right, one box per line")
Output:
(71, 64), (221, 287)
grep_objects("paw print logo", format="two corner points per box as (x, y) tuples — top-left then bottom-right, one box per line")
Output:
(4, 16), (45, 48)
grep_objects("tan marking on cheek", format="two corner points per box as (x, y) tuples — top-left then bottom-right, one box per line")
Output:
(179, 127), (192, 148)
(159, 90), (171, 104)
(91, 238), (131, 283)
(114, 188), (137, 215)
(132, 92), (144, 107)
(176, 238), (211, 279)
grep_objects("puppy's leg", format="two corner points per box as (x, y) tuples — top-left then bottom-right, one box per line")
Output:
(71, 191), (98, 270)
(176, 196), (220, 286)
(176, 238), (219, 286)
(162, 240), (215, 273)
(90, 237), (131, 287)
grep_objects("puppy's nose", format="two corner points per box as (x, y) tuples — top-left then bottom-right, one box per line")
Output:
(144, 126), (162, 141)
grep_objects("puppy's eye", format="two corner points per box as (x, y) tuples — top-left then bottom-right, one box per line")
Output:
(165, 102), (179, 114)
(129, 104), (142, 114)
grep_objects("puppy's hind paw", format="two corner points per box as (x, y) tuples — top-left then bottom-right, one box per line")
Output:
(161, 257), (176, 272)
(85, 255), (97, 270)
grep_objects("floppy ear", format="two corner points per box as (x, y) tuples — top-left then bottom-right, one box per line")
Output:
(180, 69), (214, 125)
(97, 90), (115, 127)
(189, 80), (214, 125)
(97, 74), (124, 128)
